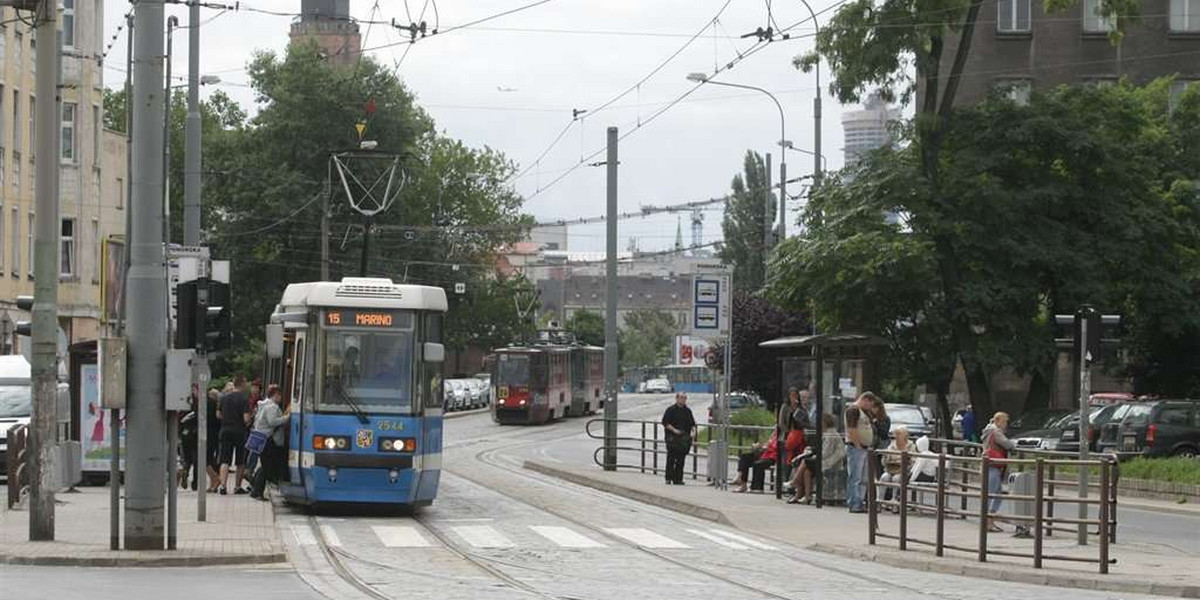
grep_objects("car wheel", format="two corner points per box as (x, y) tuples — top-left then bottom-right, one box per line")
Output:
(1174, 446), (1198, 459)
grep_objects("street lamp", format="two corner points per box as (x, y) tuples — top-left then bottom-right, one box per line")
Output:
(781, 140), (827, 172)
(685, 73), (787, 246)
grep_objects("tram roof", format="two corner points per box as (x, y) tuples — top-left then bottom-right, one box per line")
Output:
(277, 278), (448, 312)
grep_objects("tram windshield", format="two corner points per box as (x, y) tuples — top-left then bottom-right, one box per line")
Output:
(495, 355), (530, 386)
(321, 328), (415, 415)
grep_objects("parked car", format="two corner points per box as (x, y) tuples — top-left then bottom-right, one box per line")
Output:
(1007, 408), (1072, 437)
(0, 356), (34, 480)
(884, 403), (935, 439)
(1103, 399), (1200, 458)
(474, 373), (492, 406)
(636, 381), (649, 393)
(707, 391), (765, 422)
(1056, 403), (1128, 453)
(444, 379), (472, 411)
(1014, 413), (1076, 451)
(462, 378), (488, 409)
(644, 378), (673, 394)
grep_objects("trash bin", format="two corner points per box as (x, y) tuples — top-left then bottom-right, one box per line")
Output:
(1007, 471), (1036, 537)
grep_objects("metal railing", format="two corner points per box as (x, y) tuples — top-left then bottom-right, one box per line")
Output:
(6, 423), (29, 509)
(868, 445), (1118, 574)
(585, 418), (787, 489)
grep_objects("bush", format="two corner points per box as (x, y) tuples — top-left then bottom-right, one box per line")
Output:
(1119, 457), (1200, 485)
(731, 407), (776, 427)
(698, 407), (776, 453)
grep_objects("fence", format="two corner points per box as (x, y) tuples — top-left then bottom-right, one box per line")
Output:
(586, 418), (786, 488)
(6, 423), (29, 508)
(868, 444), (1118, 574)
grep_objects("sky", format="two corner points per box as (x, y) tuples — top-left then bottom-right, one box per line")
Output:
(102, 0), (861, 253)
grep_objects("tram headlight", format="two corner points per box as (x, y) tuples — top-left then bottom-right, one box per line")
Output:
(313, 435), (350, 451)
(378, 437), (416, 453)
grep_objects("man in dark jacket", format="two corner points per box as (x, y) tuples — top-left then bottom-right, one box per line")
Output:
(661, 392), (697, 485)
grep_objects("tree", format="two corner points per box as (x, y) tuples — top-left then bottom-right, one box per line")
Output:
(565, 310), (605, 347)
(619, 309), (678, 369)
(726, 292), (810, 408)
(795, 0), (1144, 419)
(718, 151), (775, 293)
(445, 274), (537, 361)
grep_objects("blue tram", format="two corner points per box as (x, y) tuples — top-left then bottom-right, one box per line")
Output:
(263, 277), (448, 507)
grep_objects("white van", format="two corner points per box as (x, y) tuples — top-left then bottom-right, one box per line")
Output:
(0, 355), (33, 479)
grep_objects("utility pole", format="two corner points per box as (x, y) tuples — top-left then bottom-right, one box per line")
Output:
(779, 154), (788, 244)
(183, 0), (208, 523)
(763, 153), (772, 273)
(28, 0), (61, 541)
(602, 126), (618, 471)
(1076, 307), (1092, 546)
(125, 0), (168, 550)
(321, 171), (330, 280)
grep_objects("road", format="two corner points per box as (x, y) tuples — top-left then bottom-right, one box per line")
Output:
(2, 393), (1188, 600)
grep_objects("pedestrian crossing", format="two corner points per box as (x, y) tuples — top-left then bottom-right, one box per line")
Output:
(288, 522), (777, 554)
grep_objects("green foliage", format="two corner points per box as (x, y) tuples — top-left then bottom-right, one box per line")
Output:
(445, 275), (537, 352)
(726, 292), (810, 405)
(718, 151), (776, 292)
(731, 407), (776, 427)
(1119, 457), (1200, 485)
(619, 309), (679, 369)
(566, 310), (605, 347)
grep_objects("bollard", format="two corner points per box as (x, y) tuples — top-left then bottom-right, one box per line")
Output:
(1110, 460), (1119, 544)
(1034, 459), (1044, 569)
(1099, 459), (1110, 574)
(979, 454), (990, 563)
(1047, 462), (1057, 538)
(936, 452), (946, 557)
(640, 422), (646, 474)
(653, 425), (659, 475)
(899, 451), (909, 551)
(961, 467), (969, 513)
(868, 448), (878, 546)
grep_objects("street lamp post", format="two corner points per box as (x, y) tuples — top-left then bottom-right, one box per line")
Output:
(791, 0), (823, 190)
(686, 73), (786, 246)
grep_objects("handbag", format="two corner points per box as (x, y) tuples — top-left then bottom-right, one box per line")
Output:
(245, 430), (268, 455)
(983, 431), (1007, 464)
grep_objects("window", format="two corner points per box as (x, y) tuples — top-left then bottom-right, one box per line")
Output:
(997, 79), (1032, 105)
(11, 90), (19, 151)
(91, 218), (99, 284)
(0, 149), (5, 190)
(60, 218), (74, 277)
(12, 152), (19, 194)
(26, 212), (33, 277)
(115, 177), (123, 209)
(0, 208), (5, 272)
(1159, 405), (1191, 425)
(91, 167), (100, 205)
(62, 0), (75, 48)
(13, 32), (21, 70)
(92, 105), (100, 163)
(1172, 0), (1200, 32)
(0, 30), (6, 63)
(61, 102), (75, 162)
(1083, 0), (1115, 32)
(28, 97), (34, 160)
(9, 207), (17, 276)
(997, 0), (1031, 32)
(0, 85), (5, 151)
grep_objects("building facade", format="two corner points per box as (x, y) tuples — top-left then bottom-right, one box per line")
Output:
(841, 93), (900, 164)
(290, 0), (362, 65)
(929, 0), (1200, 106)
(0, 2), (127, 357)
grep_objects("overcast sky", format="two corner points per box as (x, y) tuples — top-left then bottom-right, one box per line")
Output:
(104, 0), (861, 253)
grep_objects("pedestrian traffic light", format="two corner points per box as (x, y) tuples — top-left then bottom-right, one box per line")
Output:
(15, 295), (33, 336)
(206, 280), (232, 353)
(174, 278), (232, 353)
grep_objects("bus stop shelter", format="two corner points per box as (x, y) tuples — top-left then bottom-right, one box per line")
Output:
(759, 333), (888, 507)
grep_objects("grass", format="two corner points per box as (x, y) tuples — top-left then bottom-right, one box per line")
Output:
(698, 407), (776, 456)
(1118, 457), (1200, 486)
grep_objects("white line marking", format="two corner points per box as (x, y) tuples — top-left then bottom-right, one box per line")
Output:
(320, 525), (342, 547)
(687, 529), (749, 549)
(452, 525), (515, 548)
(530, 526), (606, 548)
(290, 524), (317, 546)
(603, 528), (690, 549)
(372, 525), (432, 548)
(708, 529), (776, 550)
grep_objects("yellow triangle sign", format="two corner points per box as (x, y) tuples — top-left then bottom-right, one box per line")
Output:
(355, 122), (367, 140)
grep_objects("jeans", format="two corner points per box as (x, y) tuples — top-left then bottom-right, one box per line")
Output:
(846, 446), (868, 511)
(988, 467), (1005, 513)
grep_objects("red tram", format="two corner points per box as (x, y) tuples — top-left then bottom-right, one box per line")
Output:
(491, 331), (603, 425)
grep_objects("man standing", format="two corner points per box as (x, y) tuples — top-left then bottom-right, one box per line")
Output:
(844, 392), (877, 513)
(661, 392), (696, 485)
(217, 374), (251, 495)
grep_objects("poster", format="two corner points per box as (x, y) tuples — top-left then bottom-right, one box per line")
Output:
(101, 238), (126, 325)
(81, 363), (125, 472)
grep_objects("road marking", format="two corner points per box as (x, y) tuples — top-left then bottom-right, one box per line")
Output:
(453, 525), (516, 548)
(320, 525), (342, 547)
(372, 526), (433, 548)
(687, 529), (748, 549)
(530, 526), (606, 548)
(603, 528), (690, 549)
(290, 524), (317, 546)
(708, 529), (776, 550)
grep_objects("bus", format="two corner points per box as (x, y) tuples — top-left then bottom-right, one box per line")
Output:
(263, 277), (447, 507)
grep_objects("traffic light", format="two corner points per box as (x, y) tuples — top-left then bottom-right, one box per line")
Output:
(15, 295), (32, 336)
(174, 278), (232, 353)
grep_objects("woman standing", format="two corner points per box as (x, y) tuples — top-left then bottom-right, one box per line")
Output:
(250, 385), (289, 501)
(983, 412), (1016, 532)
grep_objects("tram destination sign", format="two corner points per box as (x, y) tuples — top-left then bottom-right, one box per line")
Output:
(325, 309), (412, 329)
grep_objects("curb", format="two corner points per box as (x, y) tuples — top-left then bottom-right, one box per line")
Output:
(522, 460), (734, 526)
(445, 407), (491, 420)
(0, 550), (287, 568)
(808, 542), (1200, 599)
(1116, 499), (1200, 518)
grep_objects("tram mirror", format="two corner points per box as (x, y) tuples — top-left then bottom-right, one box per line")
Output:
(423, 342), (445, 364)
(266, 324), (285, 359)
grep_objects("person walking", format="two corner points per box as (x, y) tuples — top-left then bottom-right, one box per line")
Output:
(845, 393), (876, 513)
(217, 375), (252, 495)
(661, 392), (697, 485)
(250, 385), (289, 501)
(983, 411), (1016, 532)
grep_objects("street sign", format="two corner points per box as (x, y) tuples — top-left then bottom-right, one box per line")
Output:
(690, 265), (731, 339)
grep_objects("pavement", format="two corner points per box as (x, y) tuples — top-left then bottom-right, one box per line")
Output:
(524, 459), (1200, 599)
(0, 485), (286, 567)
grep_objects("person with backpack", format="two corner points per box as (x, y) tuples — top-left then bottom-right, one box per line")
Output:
(982, 412), (1016, 532)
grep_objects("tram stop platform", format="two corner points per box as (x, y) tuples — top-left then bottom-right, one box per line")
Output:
(525, 460), (1200, 599)
(0, 486), (286, 567)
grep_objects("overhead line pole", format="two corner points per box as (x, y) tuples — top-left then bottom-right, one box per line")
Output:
(183, 0), (208, 523)
(28, 0), (61, 541)
(126, 0), (169, 550)
(602, 127), (618, 471)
